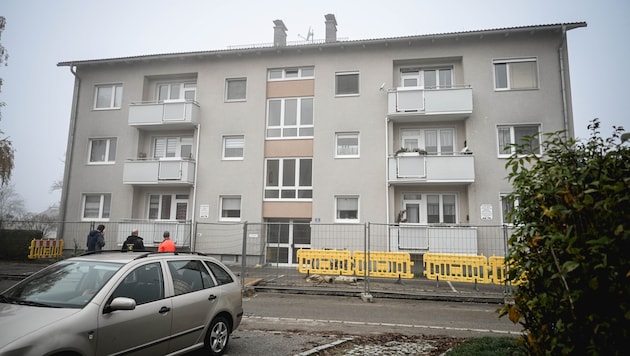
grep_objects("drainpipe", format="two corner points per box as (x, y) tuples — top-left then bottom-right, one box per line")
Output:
(384, 116), (391, 251)
(58, 65), (80, 238)
(190, 123), (201, 250)
(558, 25), (569, 137)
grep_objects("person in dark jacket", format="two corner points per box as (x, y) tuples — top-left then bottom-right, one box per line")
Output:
(86, 225), (106, 252)
(121, 228), (145, 251)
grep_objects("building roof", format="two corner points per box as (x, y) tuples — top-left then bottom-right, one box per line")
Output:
(57, 22), (586, 67)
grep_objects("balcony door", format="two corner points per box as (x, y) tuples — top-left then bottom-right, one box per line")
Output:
(402, 193), (423, 224)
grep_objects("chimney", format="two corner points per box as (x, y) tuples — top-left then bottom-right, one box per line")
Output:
(273, 20), (288, 47)
(325, 14), (337, 43)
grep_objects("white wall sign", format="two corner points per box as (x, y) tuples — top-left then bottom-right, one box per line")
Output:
(480, 204), (493, 220)
(199, 204), (209, 218)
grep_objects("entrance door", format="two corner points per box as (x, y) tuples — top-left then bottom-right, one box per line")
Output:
(265, 219), (311, 266)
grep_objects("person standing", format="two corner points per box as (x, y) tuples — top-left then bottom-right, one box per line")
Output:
(86, 224), (106, 252)
(158, 231), (176, 252)
(121, 228), (145, 251)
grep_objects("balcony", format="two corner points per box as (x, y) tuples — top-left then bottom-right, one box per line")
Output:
(388, 225), (478, 254)
(128, 100), (200, 129)
(387, 86), (472, 122)
(123, 158), (195, 185)
(388, 153), (474, 184)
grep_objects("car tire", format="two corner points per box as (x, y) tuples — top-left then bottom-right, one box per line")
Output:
(205, 316), (230, 356)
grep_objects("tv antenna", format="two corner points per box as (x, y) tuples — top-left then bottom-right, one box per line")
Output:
(298, 26), (314, 42)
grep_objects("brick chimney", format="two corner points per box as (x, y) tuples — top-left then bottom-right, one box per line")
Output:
(273, 20), (288, 47)
(325, 14), (337, 43)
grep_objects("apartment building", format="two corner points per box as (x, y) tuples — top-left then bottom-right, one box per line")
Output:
(57, 15), (585, 262)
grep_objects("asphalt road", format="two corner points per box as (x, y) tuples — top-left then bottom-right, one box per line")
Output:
(0, 279), (521, 355)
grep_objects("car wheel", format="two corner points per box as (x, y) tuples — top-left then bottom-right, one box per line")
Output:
(205, 316), (230, 356)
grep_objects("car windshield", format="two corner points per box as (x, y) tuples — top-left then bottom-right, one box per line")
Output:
(0, 260), (123, 308)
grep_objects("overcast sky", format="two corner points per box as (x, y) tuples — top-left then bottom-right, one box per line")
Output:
(1, 0), (629, 213)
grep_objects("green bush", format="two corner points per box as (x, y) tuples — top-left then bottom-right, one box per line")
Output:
(500, 119), (630, 355)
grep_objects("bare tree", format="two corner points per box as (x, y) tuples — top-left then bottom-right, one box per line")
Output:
(0, 183), (25, 223)
(0, 16), (14, 185)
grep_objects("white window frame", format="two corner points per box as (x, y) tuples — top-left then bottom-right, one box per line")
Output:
(500, 193), (519, 225)
(266, 97), (314, 139)
(401, 192), (457, 224)
(94, 84), (122, 110)
(82, 193), (111, 221)
(88, 137), (117, 164)
(157, 81), (197, 102)
(497, 124), (542, 158)
(335, 71), (360, 96)
(400, 128), (455, 155)
(264, 158), (312, 201)
(223, 135), (244, 160)
(220, 195), (241, 221)
(401, 68), (452, 89)
(267, 67), (314, 81)
(153, 136), (193, 159)
(147, 194), (189, 221)
(335, 195), (359, 223)
(493, 57), (538, 91)
(426, 193), (457, 224)
(225, 77), (247, 102)
(335, 132), (360, 158)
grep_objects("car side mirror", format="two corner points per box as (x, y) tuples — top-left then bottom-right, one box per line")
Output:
(104, 297), (136, 313)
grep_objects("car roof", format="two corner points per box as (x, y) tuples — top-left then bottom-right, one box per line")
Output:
(66, 251), (214, 265)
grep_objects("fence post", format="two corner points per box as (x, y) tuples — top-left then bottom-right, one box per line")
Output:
(361, 222), (373, 302)
(240, 221), (248, 289)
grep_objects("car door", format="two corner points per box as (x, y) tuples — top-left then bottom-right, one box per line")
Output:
(166, 259), (221, 352)
(96, 262), (172, 356)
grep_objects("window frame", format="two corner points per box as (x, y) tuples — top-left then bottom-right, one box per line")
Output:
(94, 84), (123, 110)
(219, 195), (241, 221)
(335, 132), (360, 158)
(147, 193), (189, 221)
(267, 67), (314, 81)
(88, 137), (117, 164)
(496, 124), (542, 158)
(400, 127), (455, 155)
(335, 195), (360, 223)
(335, 71), (360, 96)
(152, 136), (193, 159)
(500, 193), (519, 225)
(493, 57), (539, 91)
(225, 77), (247, 102)
(222, 135), (244, 160)
(81, 193), (111, 221)
(266, 97), (314, 139)
(264, 158), (313, 201)
(401, 67), (453, 89)
(157, 81), (197, 102)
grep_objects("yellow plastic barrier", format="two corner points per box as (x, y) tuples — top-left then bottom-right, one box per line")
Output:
(28, 239), (64, 259)
(488, 255), (507, 284)
(353, 251), (414, 279)
(423, 253), (491, 284)
(296, 249), (354, 276)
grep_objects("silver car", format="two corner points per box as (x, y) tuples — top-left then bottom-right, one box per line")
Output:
(0, 251), (243, 355)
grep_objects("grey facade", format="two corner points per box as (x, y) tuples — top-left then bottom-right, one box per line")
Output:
(58, 16), (585, 261)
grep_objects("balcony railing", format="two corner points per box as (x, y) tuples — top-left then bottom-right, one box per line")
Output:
(128, 100), (200, 129)
(123, 158), (195, 185)
(387, 86), (472, 121)
(387, 153), (475, 184)
(389, 224), (478, 254)
(117, 221), (192, 247)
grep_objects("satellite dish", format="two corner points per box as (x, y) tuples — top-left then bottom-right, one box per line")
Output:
(379, 82), (386, 91)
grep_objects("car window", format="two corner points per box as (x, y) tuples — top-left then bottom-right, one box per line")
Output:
(205, 261), (234, 285)
(168, 260), (215, 296)
(110, 262), (164, 305)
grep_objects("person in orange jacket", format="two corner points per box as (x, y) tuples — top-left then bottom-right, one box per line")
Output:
(158, 231), (176, 252)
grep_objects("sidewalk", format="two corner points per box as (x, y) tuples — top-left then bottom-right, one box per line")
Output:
(0, 260), (512, 304)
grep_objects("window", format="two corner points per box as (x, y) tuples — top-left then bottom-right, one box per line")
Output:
(225, 78), (247, 101)
(335, 71), (359, 96)
(82, 193), (111, 221)
(336, 132), (359, 158)
(494, 58), (538, 90)
(266, 98), (314, 138)
(148, 194), (188, 220)
(427, 194), (456, 223)
(88, 138), (117, 163)
(168, 260), (214, 295)
(402, 192), (457, 224)
(500, 193), (518, 225)
(265, 158), (312, 200)
(206, 261), (235, 285)
(157, 82), (196, 101)
(220, 196), (241, 221)
(268, 67), (314, 80)
(401, 68), (452, 88)
(336, 196), (359, 222)
(400, 128), (455, 155)
(223, 135), (244, 159)
(94, 84), (122, 109)
(497, 124), (541, 157)
(153, 136), (193, 159)
(111, 263), (164, 304)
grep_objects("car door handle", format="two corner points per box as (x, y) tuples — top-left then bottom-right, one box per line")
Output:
(159, 306), (171, 314)
(208, 295), (217, 301)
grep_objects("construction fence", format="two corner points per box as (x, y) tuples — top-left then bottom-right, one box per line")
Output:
(8, 220), (514, 296)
